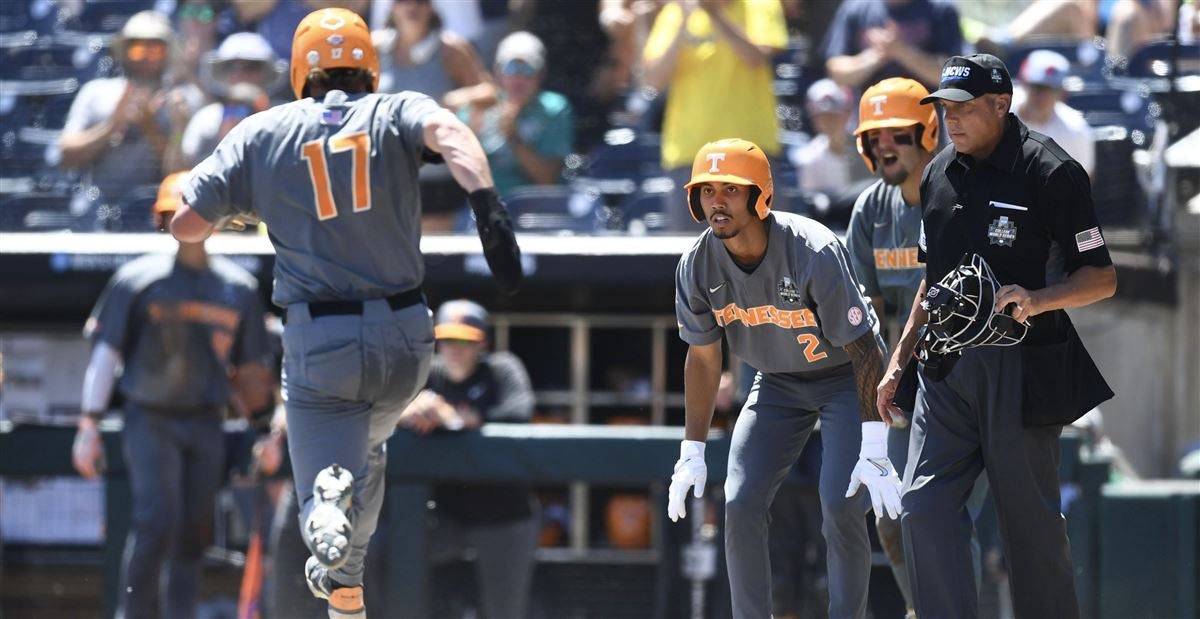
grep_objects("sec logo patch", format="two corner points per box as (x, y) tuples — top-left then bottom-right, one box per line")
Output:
(847, 306), (863, 326)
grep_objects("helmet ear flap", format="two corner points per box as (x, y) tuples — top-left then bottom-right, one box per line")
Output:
(857, 134), (877, 173)
(688, 187), (704, 223)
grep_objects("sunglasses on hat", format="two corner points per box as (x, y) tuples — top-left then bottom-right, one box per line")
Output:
(127, 41), (166, 62)
(500, 59), (538, 78)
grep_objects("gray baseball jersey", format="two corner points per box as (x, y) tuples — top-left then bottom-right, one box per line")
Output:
(676, 211), (878, 373)
(182, 89), (443, 308)
(846, 180), (924, 332)
(83, 253), (269, 412)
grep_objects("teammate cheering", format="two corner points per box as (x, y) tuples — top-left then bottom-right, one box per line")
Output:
(170, 8), (522, 619)
(667, 138), (899, 619)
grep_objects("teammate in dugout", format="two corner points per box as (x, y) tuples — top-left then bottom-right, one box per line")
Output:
(844, 77), (989, 617)
(876, 54), (1116, 619)
(72, 171), (273, 618)
(667, 138), (902, 619)
(169, 8), (523, 619)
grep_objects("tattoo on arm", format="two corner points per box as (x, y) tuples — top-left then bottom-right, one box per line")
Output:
(844, 331), (886, 423)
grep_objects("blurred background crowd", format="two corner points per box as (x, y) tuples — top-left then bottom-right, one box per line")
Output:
(0, 0), (1197, 237)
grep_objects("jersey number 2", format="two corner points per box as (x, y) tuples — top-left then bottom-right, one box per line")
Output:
(796, 334), (828, 363)
(301, 132), (371, 220)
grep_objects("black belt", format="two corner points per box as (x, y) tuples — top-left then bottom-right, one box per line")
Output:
(307, 289), (424, 319)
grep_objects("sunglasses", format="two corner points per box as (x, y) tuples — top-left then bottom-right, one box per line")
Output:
(500, 59), (538, 78)
(178, 4), (214, 23)
(223, 60), (267, 73)
(127, 41), (167, 62)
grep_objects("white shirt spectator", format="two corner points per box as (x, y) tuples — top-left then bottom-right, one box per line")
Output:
(1012, 87), (1095, 178)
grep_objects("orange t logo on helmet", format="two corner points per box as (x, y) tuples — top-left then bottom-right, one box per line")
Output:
(289, 8), (379, 100)
(853, 78), (940, 172)
(684, 138), (774, 224)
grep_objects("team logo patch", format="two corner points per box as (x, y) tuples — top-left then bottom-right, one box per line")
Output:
(988, 216), (1017, 246)
(847, 306), (863, 326)
(992, 68), (1003, 83)
(778, 276), (801, 305)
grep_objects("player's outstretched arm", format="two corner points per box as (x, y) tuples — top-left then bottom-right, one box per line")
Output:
(843, 330), (902, 519)
(844, 330), (887, 424)
(668, 341), (723, 522)
(423, 109), (522, 294)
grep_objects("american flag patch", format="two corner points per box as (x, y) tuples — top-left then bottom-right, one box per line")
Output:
(1075, 227), (1105, 251)
(320, 108), (344, 126)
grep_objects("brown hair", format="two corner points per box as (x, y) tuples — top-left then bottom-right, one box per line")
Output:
(302, 67), (376, 98)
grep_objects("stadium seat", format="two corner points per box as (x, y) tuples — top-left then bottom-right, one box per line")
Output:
(598, 191), (671, 234)
(71, 0), (157, 34)
(503, 185), (596, 234)
(0, 191), (72, 231)
(1121, 40), (1200, 79)
(572, 130), (663, 191)
(1005, 37), (1108, 81)
(0, 41), (82, 96)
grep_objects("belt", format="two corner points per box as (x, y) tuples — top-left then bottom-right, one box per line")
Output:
(307, 289), (424, 319)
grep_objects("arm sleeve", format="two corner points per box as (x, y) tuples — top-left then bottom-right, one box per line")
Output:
(1044, 160), (1113, 274)
(642, 3), (683, 63)
(807, 241), (874, 348)
(746, 0), (789, 49)
(80, 341), (121, 413)
(675, 253), (722, 345)
(231, 285), (270, 367)
(82, 270), (138, 353)
(181, 118), (255, 223)
(846, 191), (881, 298)
(931, 2), (964, 56)
(483, 353), (535, 422)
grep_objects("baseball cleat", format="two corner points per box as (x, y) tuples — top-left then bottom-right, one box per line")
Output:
(306, 464), (354, 569)
(305, 556), (366, 618)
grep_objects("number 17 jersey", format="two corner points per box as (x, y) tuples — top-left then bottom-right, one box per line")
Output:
(182, 90), (442, 308)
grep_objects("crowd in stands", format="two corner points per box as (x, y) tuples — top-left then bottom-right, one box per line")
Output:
(0, 0), (1196, 235)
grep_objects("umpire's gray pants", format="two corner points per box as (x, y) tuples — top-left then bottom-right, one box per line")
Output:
(726, 367), (871, 619)
(902, 346), (1079, 619)
(283, 299), (434, 587)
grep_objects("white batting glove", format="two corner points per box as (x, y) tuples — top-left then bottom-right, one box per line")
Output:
(845, 421), (902, 519)
(667, 440), (707, 522)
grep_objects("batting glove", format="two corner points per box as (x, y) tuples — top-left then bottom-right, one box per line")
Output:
(845, 421), (902, 519)
(667, 440), (707, 522)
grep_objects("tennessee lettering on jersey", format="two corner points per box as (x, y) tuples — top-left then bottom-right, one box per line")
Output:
(712, 303), (818, 329)
(146, 300), (241, 361)
(873, 247), (923, 270)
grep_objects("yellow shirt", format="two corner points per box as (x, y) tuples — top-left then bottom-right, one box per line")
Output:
(644, 0), (788, 169)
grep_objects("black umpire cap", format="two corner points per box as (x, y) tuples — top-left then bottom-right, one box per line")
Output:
(921, 54), (1014, 103)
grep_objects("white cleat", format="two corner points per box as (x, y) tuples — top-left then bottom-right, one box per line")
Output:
(306, 556), (366, 619)
(306, 464), (354, 569)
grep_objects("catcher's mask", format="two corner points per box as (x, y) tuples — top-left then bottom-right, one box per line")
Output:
(921, 253), (1028, 355)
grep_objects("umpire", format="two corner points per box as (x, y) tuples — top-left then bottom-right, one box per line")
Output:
(876, 54), (1117, 619)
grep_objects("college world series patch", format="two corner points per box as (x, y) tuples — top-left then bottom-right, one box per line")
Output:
(988, 216), (1017, 246)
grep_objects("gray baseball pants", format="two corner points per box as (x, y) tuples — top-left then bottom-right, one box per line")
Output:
(902, 345), (1079, 619)
(282, 299), (434, 587)
(725, 367), (872, 619)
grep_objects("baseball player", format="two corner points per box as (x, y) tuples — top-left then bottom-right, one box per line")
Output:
(667, 138), (901, 619)
(71, 172), (271, 618)
(878, 54), (1116, 618)
(844, 77), (990, 616)
(169, 9), (522, 618)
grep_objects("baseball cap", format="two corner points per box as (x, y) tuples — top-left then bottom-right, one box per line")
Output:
(1019, 50), (1070, 89)
(154, 171), (189, 230)
(806, 78), (852, 115)
(495, 31), (545, 73)
(216, 32), (277, 63)
(921, 54), (1014, 104)
(434, 300), (490, 342)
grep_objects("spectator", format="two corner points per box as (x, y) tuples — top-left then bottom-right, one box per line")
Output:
(374, 0), (497, 109)
(1106, 0), (1177, 63)
(58, 11), (203, 224)
(1012, 50), (1095, 177)
(460, 31), (574, 199)
(397, 299), (540, 619)
(230, 0), (370, 62)
(175, 0), (222, 89)
(642, 0), (788, 231)
(823, 0), (963, 91)
(1006, 0), (1098, 43)
(793, 78), (873, 197)
(70, 172), (272, 619)
(173, 32), (281, 170)
(594, 0), (666, 107)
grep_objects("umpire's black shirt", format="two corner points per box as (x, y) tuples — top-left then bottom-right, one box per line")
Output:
(917, 113), (1113, 343)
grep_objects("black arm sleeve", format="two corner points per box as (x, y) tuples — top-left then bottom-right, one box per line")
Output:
(468, 188), (523, 295)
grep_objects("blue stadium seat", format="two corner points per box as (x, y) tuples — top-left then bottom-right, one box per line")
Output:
(1122, 40), (1200, 79)
(71, 0), (156, 33)
(0, 191), (72, 231)
(503, 185), (596, 234)
(0, 41), (82, 95)
(574, 131), (662, 187)
(596, 191), (671, 234)
(0, 1), (32, 33)
(1005, 37), (1108, 81)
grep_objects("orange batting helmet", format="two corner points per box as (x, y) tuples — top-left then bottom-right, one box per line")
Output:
(683, 138), (774, 224)
(290, 8), (379, 100)
(853, 78), (939, 172)
(154, 171), (189, 231)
